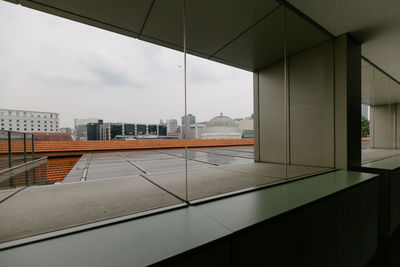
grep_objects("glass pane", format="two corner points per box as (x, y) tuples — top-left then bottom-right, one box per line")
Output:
(362, 59), (400, 163)
(0, 0), (187, 241)
(184, 1), (285, 201)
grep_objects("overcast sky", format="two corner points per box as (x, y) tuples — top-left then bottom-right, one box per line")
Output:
(0, 1), (253, 128)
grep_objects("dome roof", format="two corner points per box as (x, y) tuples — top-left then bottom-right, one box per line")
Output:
(206, 113), (238, 128)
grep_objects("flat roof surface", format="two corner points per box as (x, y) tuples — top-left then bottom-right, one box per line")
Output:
(63, 146), (256, 183)
(0, 145), (334, 243)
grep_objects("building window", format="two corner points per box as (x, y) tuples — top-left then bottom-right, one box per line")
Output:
(16, 120), (19, 122)
(24, 120), (26, 123)
(16, 124), (19, 126)
(31, 128), (34, 131)
(38, 120), (40, 123)
(24, 128), (27, 131)
(31, 120), (34, 123)
(38, 129), (40, 131)
(16, 128), (19, 130)
(9, 119), (11, 122)
(1, 128), (4, 130)
(50, 129), (53, 132)
(9, 128), (12, 130)
(44, 115), (47, 118)
(50, 121), (53, 124)
(44, 129), (47, 131)
(44, 121), (47, 124)
(0, 119), (3, 121)
(1, 123), (3, 126)
(24, 124), (26, 127)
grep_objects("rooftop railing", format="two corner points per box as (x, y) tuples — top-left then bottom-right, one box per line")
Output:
(0, 130), (48, 190)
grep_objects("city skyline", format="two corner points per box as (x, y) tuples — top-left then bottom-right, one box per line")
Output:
(0, 1), (253, 129)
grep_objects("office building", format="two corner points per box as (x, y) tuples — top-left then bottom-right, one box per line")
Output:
(166, 119), (178, 134)
(0, 108), (59, 133)
(181, 114), (196, 126)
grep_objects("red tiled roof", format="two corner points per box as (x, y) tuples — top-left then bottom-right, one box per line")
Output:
(47, 157), (80, 183)
(0, 139), (254, 156)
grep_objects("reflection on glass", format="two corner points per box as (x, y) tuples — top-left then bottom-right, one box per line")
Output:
(361, 59), (400, 163)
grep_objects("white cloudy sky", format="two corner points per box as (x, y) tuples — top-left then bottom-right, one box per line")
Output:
(0, 1), (253, 128)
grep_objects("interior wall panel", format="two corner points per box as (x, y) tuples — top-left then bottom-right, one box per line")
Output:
(289, 40), (335, 167)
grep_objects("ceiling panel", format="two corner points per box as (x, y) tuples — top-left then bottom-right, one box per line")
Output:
(285, 7), (331, 57)
(212, 6), (285, 71)
(212, 5), (331, 71)
(288, 0), (400, 84)
(23, 0), (152, 33)
(141, 0), (280, 57)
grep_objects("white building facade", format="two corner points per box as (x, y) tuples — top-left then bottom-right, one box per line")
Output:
(166, 119), (178, 134)
(0, 108), (59, 133)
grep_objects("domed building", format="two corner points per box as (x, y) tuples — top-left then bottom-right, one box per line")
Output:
(201, 113), (242, 139)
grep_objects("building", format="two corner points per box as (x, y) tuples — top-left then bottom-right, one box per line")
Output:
(201, 114), (242, 139)
(181, 114), (197, 139)
(87, 120), (103, 140)
(75, 124), (88, 141)
(74, 118), (101, 140)
(181, 114), (196, 126)
(236, 117), (254, 138)
(0, 108), (59, 133)
(74, 118), (101, 129)
(166, 119), (178, 134)
(88, 122), (168, 140)
(190, 122), (207, 139)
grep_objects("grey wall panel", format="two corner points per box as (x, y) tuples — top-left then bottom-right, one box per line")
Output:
(371, 104), (395, 149)
(289, 40), (334, 167)
(258, 62), (285, 164)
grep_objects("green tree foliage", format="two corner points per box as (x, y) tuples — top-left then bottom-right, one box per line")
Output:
(361, 116), (370, 137)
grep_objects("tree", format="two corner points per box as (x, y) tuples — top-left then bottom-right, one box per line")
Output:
(361, 116), (370, 137)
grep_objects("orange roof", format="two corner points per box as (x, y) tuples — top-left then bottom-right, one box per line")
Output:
(0, 139), (254, 156)
(47, 157), (80, 183)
